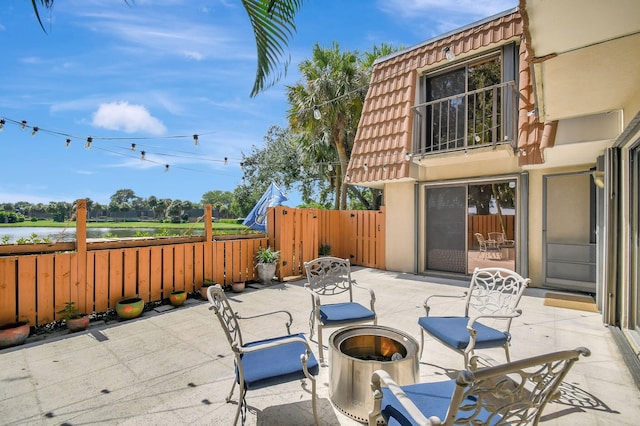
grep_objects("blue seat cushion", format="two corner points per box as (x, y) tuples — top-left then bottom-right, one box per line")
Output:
(381, 380), (502, 426)
(239, 333), (319, 389)
(418, 316), (508, 350)
(319, 302), (375, 325)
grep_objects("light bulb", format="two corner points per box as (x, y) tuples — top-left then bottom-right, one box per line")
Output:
(313, 106), (322, 120)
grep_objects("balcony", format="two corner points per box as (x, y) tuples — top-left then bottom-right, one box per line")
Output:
(411, 81), (518, 157)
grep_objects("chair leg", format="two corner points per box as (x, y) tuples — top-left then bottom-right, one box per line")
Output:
(308, 309), (315, 340)
(232, 385), (245, 426)
(310, 374), (319, 425)
(419, 328), (425, 359)
(504, 342), (511, 362)
(317, 326), (324, 364)
(226, 378), (237, 403)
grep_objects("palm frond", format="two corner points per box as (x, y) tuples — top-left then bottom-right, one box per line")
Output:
(242, 0), (304, 97)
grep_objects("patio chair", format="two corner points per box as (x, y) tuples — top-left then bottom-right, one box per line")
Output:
(475, 233), (501, 259)
(488, 232), (515, 248)
(418, 267), (530, 367)
(304, 256), (377, 364)
(206, 285), (319, 426)
(369, 347), (590, 426)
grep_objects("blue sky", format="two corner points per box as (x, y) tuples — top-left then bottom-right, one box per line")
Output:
(0, 0), (517, 207)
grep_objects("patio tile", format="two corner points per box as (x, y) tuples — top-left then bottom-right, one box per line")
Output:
(1, 267), (639, 425)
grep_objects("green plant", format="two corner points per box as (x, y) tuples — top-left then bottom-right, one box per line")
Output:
(57, 301), (83, 320)
(319, 244), (332, 256)
(256, 246), (280, 264)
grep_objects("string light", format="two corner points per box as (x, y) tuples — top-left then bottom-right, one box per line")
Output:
(363, 162), (368, 172)
(65, 138), (71, 148)
(193, 134), (199, 146)
(313, 106), (322, 120)
(0, 119), (6, 130)
(224, 157), (228, 165)
(141, 150), (146, 160)
(327, 163), (333, 171)
(165, 164), (169, 172)
(21, 120), (27, 130)
(31, 126), (39, 136)
(131, 143), (136, 151)
(85, 137), (92, 149)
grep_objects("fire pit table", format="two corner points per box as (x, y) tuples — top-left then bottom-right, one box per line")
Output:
(328, 325), (419, 423)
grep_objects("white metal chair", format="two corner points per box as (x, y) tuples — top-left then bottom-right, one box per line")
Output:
(475, 233), (501, 259)
(488, 231), (515, 248)
(207, 285), (319, 425)
(419, 267), (530, 367)
(369, 347), (590, 425)
(304, 256), (377, 364)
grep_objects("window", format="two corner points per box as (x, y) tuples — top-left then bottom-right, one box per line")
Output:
(413, 44), (518, 155)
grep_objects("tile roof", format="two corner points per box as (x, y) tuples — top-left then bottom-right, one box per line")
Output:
(347, 10), (534, 186)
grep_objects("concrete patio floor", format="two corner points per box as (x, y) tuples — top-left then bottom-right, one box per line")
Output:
(2, 267), (639, 425)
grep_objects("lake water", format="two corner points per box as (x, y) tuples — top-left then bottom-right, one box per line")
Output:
(0, 227), (204, 243)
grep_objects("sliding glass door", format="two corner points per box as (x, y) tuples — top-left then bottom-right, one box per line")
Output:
(425, 179), (517, 275)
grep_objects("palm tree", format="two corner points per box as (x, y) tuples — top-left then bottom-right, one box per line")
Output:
(287, 42), (368, 210)
(30, 0), (304, 97)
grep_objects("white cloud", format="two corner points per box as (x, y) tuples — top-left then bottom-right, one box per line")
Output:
(92, 101), (167, 135)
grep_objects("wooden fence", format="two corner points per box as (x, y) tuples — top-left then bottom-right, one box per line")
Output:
(0, 201), (385, 326)
(468, 214), (515, 249)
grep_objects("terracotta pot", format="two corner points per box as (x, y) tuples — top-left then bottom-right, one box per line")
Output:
(169, 290), (187, 306)
(0, 321), (30, 349)
(66, 316), (90, 333)
(200, 284), (215, 299)
(232, 282), (245, 293)
(116, 297), (145, 320)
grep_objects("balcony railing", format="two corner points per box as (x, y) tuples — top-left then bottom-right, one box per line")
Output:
(411, 81), (518, 156)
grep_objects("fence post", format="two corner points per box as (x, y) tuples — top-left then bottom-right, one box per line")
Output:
(75, 199), (88, 314)
(204, 204), (213, 280)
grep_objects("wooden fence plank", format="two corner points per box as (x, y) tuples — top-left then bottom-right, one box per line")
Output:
(37, 254), (55, 324)
(138, 248), (151, 302)
(174, 243), (185, 292)
(110, 250), (125, 306)
(162, 246), (174, 298)
(150, 246), (163, 301)
(0, 257), (17, 324)
(123, 248), (137, 298)
(94, 251), (110, 312)
(17, 256), (37, 324)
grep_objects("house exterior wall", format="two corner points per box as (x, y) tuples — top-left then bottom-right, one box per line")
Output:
(384, 180), (416, 272)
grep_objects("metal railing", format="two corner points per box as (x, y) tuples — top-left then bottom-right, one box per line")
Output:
(411, 81), (518, 156)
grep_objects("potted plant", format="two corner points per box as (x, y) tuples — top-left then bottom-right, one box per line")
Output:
(319, 244), (332, 256)
(232, 281), (246, 293)
(255, 246), (279, 285)
(57, 301), (90, 332)
(0, 321), (30, 349)
(169, 290), (187, 306)
(115, 297), (145, 320)
(199, 279), (217, 299)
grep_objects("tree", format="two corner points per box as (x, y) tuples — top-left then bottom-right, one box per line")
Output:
(110, 189), (138, 205)
(286, 43), (367, 209)
(30, 0), (305, 98)
(201, 190), (234, 208)
(240, 125), (325, 204)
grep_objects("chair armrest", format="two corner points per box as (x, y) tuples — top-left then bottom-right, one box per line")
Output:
(304, 286), (322, 307)
(423, 292), (467, 316)
(467, 308), (522, 327)
(370, 370), (437, 425)
(236, 309), (294, 335)
(352, 280), (376, 310)
(239, 334), (312, 355)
